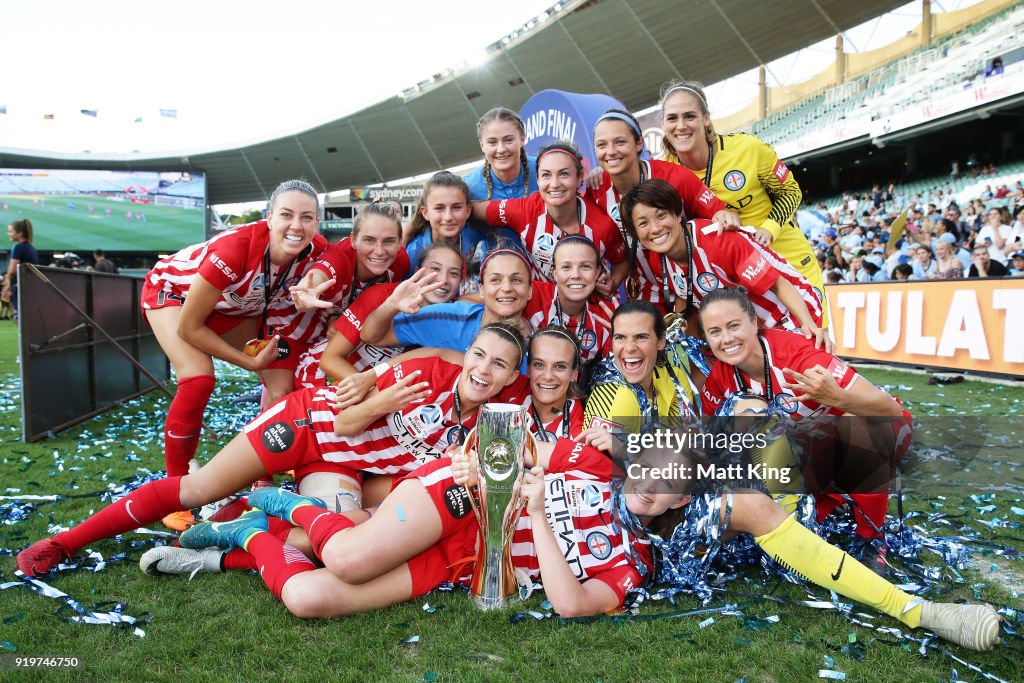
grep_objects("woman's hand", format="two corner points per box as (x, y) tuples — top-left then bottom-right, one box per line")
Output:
(370, 369), (431, 414)
(595, 269), (615, 298)
(711, 209), (743, 233)
(387, 269), (443, 314)
(451, 448), (479, 488)
(585, 167), (604, 191)
(334, 369), (378, 410)
(521, 466), (546, 516)
(247, 335), (281, 371)
(575, 426), (624, 459)
(798, 323), (833, 354)
(289, 278), (337, 314)
(781, 365), (845, 406)
(751, 228), (773, 247)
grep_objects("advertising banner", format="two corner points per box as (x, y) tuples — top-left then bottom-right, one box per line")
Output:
(520, 90), (648, 175)
(826, 278), (1024, 378)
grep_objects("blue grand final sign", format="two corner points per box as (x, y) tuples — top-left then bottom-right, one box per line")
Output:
(519, 90), (650, 178)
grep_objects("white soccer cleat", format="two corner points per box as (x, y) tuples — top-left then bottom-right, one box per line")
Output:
(140, 546), (222, 580)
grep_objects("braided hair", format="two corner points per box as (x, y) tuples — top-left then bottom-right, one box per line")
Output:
(477, 108), (531, 200)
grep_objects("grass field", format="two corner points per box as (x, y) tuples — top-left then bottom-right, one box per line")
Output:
(1, 194), (204, 252)
(0, 320), (1021, 682)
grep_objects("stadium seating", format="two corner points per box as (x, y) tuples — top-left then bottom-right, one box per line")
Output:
(750, 4), (1024, 147)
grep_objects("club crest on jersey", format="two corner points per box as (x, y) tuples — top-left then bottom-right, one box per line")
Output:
(696, 272), (720, 293)
(774, 392), (798, 414)
(536, 233), (556, 253)
(580, 329), (597, 351)
(610, 204), (621, 224)
(723, 170), (746, 191)
(446, 426), (465, 446)
(251, 274), (266, 290)
(586, 531), (613, 560)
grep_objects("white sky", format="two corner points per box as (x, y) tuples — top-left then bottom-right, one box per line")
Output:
(0, 0), (985, 211)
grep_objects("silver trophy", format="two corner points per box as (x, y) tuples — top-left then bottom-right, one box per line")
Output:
(465, 403), (532, 610)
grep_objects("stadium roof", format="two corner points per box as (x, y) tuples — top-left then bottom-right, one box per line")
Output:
(0, 0), (907, 205)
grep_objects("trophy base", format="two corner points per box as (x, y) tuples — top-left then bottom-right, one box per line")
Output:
(472, 594), (509, 611)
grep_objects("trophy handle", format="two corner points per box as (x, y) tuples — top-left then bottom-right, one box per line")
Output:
(460, 427), (485, 529)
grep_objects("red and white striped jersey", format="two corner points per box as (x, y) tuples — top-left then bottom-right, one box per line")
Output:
(584, 160), (726, 311)
(510, 440), (651, 604)
(523, 281), (613, 363)
(485, 193), (626, 282)
(307, 238), (410, 313)
(300, 358), (526, 474)
(143, 221), (330, 343)
(332, 282), (406, 371)
(701, 328), (858, 423)
(316, 358), (463, 474)
(645, 219), (823, 328)
(524, 397), (585, 441)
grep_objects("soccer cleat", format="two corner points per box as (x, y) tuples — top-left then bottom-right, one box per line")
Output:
(920, 601), (1001, 651)
(16, 538), (69, 578)
(161, 509), (196, 531)
(248, 487), (327, 524)
(205, 496), (250, 523)
(199, 494), (242, 522)
(850, 536), (888, 577)
(140, 546), (222, 579)
(179, 509), (268, 551)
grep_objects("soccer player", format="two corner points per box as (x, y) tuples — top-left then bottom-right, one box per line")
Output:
(140, 179), (328, 529)
(289, 201), (410, 323)
(522, 236), (615, 368)
(525, 327), (586, 441)
(697, 287), (912, 567)
(304, 244), (466, 387)
(16, 324), (529, 578)
(473, 141), (627, 296)
(584, 300), (700, 438)
(359, 249), (535, 368)
(658, 80), (827, 324)
(463, 107), (538, 201)
(584, 109), (740, 310)
(627, 443), (1001, 652)
(619, 179), (827, 351)
(174, 434), (652, 618)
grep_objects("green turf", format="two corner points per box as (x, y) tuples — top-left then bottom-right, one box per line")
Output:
(0, 322), (1020, 682)
(1, 194), (204, 252)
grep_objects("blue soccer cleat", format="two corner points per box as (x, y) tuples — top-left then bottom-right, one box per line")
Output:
(248, 487), (328, 524)
(179, 509), (268, 551)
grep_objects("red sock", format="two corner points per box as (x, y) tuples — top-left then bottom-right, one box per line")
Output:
(852, 493), (888, 539)
(267, 516), (293, 541)
(244, 533), (316, 600)
(165, 375), (215, 476)
(222, 549), (258, 571)
(54, 477), (182, 557)
(814, 493), (844, 523)
(291, 505), (354, 561)
(221, 518), (307, 571)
